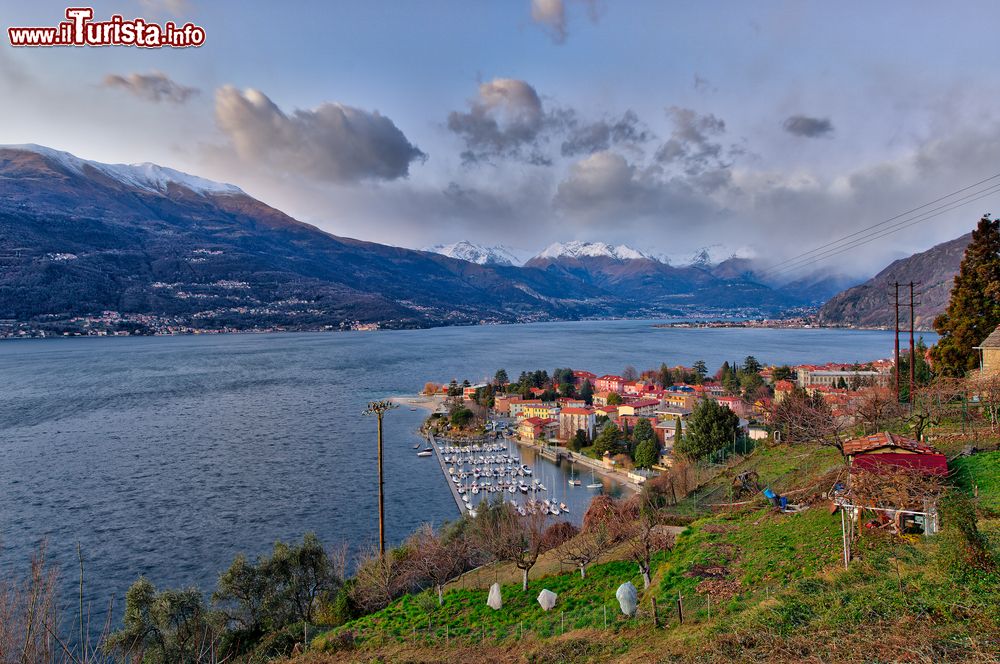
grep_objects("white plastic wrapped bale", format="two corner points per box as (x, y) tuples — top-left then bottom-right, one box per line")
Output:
(487, 582), (503, 610)
(537, 588), (557, 611)
(616, 581), (638, 616)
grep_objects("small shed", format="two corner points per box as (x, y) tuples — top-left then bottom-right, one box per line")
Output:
(844, 432), (948, 476)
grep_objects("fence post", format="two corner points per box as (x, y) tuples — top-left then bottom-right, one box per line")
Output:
(603, 605), (607, 629)
(446, 624), (449, 645)
(707, 594), (711, 620)
(561, 611), (565, 634)
(677, 593), (683, 624)
(651, 597), (659, 628)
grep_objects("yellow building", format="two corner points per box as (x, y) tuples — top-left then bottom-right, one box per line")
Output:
(522, 403), (558, 419)
(976, 326), (1000, 374)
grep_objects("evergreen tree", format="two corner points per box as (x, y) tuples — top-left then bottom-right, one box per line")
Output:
(693, 360), (708, 380)
(673, 418), (682, 444)
(571, 429), (588, 451)
(675, 399), (740, 460)
(592, 421), (623, 456)
(742, 356), (762, 374)
(772, 365), (793, 381)
(658, 363), (671, 387)
(632, 418), (656, 449)
(932, 215), (1000, 376)
(633, 438), (658, 469)
(579, 379), (594, 405)
(606, 392), (622, 405)
(494, 369), (509, 388)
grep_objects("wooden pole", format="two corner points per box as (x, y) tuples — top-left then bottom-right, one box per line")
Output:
(909, 282), (916, 407)
(894, 282), (900, 401)
(677, 593), (683, 624)
(651, 596), (659, 628)
(377, 413), (385, 555)
(365, 400), (397, 557)
(840, 506), (849, 569)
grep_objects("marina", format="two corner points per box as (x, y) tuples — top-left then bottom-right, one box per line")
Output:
(425, 430), (630, 523)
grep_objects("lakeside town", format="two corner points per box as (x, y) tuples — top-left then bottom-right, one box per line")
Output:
(419, 354), (903, 490)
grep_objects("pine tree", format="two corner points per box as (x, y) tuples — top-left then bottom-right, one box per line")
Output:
(932, 216), (1000, 377)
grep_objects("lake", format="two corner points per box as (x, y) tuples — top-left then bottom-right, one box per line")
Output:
(0, 320), (928, 631)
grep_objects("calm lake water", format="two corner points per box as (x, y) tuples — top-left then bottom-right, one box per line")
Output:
(0, 320), (931, 631)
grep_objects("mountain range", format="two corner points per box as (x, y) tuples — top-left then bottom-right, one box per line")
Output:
(817, 233), (970, 330)
(0, 144), (919, 333)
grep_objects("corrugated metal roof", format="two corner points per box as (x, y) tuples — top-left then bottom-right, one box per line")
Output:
(843, 431), (938, 456)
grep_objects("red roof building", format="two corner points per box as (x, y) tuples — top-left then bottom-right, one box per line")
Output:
(845, 432), (948, 476)
(595, 375), (624, 393)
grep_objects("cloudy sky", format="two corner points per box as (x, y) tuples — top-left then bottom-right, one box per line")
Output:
(2, 0), (1000, 277)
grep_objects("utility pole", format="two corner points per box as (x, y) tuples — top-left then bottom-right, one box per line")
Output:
(364, 399), (397, 555)
(909, 282), (916, 405)
(894, 282), (900, 401)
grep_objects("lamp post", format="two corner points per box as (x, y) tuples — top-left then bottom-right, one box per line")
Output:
(364, 399), (397, 555)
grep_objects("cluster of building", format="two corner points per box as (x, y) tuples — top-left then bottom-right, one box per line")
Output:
(487, 370), (728, 450)
(455, 360), (902, 454)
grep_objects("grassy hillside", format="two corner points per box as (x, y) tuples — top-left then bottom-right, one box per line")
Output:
(292, 442), (1000, 663)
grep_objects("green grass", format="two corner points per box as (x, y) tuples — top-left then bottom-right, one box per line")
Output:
(951, 450), (1000, 512)
(307, 443), (1000, 661)
(678, 443), (845, 509)
(316, 556), (666, 649)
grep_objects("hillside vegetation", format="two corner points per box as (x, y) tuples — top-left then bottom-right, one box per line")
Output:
(293, 440), (1000, 663)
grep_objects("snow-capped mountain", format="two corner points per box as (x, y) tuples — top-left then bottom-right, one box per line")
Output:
(534, 241), (652, 262)
(655, 244), (755, 267)
(3, 144), (245, 197)
(425, 241), (523, 266)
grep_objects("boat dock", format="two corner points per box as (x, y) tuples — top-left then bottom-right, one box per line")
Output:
(428, 433), (465, 516)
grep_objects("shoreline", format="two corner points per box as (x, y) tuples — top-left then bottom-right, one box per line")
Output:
(514, 439), (642, 493)
(391, 394), (445, 412)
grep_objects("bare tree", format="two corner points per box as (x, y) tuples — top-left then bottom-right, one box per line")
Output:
(618, 488), (675, 589)
(472, 501), (558, 591)
(970, 372), (1000, 434)
(770, 387), (852, 455)
(849, 465), (946, 514)
(350, 544), (410, 614)
(907, 379), (965, 441)
(559, 523), (608, 579)
(405, 523), (474, 606)
(853, 387), (906, 434)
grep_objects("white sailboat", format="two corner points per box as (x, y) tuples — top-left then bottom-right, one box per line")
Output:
(586, 469), (602, 489)
(568, 462), (581, 486)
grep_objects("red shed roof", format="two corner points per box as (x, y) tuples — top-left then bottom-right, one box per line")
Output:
(843, 432), (938, 456)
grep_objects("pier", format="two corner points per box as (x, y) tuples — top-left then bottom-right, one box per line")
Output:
(428, 432), (465, 516)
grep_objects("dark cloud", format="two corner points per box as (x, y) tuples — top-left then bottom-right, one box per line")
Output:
(782, 114), (835, 138)
(554, 150), (718, 222)
(655, 106), (731, 176)
(103, 71), (199, 104)
(214, 86), (426, 183)
(447, 78), (553, 164)
(560, 110), (652, 157)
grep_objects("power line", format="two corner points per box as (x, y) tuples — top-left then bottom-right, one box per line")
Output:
(762, 180), (1000, 278)
(760, 172), (1000, 275)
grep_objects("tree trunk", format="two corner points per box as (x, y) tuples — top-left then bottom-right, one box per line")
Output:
(641, 565), (651, 589)
(437, 584), (444, 606)
(522, 567), (529, 591)
(579, 564), (586, 579)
